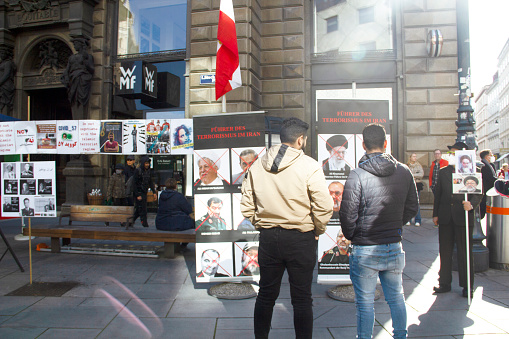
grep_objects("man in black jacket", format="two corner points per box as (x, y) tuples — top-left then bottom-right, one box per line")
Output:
(479, 149), (496, 219)
(340, 124), (418, 339)
(433, 142), (482, 298)
(133, 156), (156, 227)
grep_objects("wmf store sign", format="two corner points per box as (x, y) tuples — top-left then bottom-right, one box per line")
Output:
(116, 61), (158, 99)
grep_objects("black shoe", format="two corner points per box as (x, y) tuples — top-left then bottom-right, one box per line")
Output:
(462, 288), (474, 298)
(433, 285), (451, 294)
(142, 221), (149, 228)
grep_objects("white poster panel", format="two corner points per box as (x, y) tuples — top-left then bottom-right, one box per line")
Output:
(36, 121), (57, 154)
(14, 121), (37, 154)
(57, 120), (80, 154)
(79, 120), (100, 154)
(170, 119), (194, 155)
(146, 119), (171, 154)
(0, 122), (15, 154)
(456, 150), (476, 174)
(122, 120), (146, 155)
(1, 161), (56, 217)
(196, 242), (234, 282)
(453, 173), (483, 194)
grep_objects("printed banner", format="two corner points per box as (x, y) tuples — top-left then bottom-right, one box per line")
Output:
(170, 119), (194, 155)
(1, 161), (57, 217)
(0, 122), (15, 154)
(100, 121), (123, 154)
(79, 120), (100, 154)
(122, 120), (146, 155)
(193, 112), (265, 283)
(316, 99), (390, 284)
(14, 121), (37, 154)
(57, 120), (80, 154)
(146, 119), (171, 154)
(36, 121), (57, 154)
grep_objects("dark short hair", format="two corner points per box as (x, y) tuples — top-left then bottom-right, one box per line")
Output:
(464, 176), (479, 185)
(480, 149), (491, 160)
(280, 118), (309, 144)
(23, 198), (29, 203)
(207, 197), (223, 207)
(239, 149), (256, 163)
(362, 124), (386, 151)
(165, 178), (178, 190)
(201, 249), (219, 260)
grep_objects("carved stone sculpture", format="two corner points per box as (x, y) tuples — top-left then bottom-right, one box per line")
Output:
(0, 46), (16, 115)
(61, 37), (94, 120)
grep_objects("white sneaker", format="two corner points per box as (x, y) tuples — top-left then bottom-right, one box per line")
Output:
(415, 222), (421, 226)
(405, 222), (411, 226)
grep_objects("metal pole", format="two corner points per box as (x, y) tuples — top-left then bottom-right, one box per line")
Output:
(222, 95), (227, 113)
(464, 193), (471, 305)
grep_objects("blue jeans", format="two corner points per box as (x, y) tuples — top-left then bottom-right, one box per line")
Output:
(413, 191), (421, 224)
(254, 227), (317, 339)
(350, 243), (407, 339)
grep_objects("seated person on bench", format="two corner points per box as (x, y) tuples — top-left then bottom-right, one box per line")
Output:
(155, 178), (194, 231)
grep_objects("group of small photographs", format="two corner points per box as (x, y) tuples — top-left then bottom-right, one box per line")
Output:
(195, 241), (260, 282)
(2, 196), (19, 213)
(193, 147), (266, 189)
(318, 225), (351, 273)
(326, 180), (344, 225)
(146, 119), (171, 154)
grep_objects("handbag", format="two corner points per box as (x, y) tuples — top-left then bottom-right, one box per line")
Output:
(416, 182), (424, 191)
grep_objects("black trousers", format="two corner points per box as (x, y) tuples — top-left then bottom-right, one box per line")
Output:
(133, 194), (148, 223)
(438, 221), (474, 289)
(254, 227), (317, 339)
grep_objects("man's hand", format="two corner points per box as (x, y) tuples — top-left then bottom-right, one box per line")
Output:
(137, 196), (142, 201)
(433, 216), (438, 226)
(462, 201), (473, 211)
(315, 236), (319, 240)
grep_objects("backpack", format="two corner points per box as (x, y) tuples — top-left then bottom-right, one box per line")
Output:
(125, 175), (135, 196)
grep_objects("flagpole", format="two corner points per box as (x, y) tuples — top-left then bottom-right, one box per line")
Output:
(222, 96), (227, 113)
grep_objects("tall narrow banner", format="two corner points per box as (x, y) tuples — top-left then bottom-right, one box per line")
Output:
(215, 0), (241, 100)
(316, 99), (390, 284)
(123, 120), (146, 155)
(14, 121), (37, 154)
(193, 112), (265, 282)
(1, 161), (56, 217)
(36, 121), (57, 154)
(100, 121), (123, 154)
(57, 120), (80, 154)
(0, 122), (15, 154)
(170, 119), (193, 155)
(79, 120), (101, 154)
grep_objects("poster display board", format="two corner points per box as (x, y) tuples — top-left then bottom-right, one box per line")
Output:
(1, 161), (56, 217)
(193, 112), (265, 282)
(36, 121), (57, 153)
(57, 120), (80, 154)
(14, 121), (37, 154)
(0, 122), (15, 154)
(453, 150), (482, 194)
(316, 99), (390, 284)
(122, 120), (147, 155)
(170, 119), (194, 155)
(100, 121), (123, 154)
(79, 120), (100, 153)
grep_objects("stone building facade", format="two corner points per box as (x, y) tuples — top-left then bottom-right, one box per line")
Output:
(0, 0), (464, 205)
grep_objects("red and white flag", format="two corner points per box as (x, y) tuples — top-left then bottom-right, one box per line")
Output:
(215, 0), (241, 100)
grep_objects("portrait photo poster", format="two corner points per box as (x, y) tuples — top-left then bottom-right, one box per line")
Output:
(1, 161), (56, 217)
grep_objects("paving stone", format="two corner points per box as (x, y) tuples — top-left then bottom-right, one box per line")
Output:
(0, 327), (47, 338)
(0, 296), (42, 315)
(38, 328), (102, 338)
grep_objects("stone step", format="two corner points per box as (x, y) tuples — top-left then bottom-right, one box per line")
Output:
(420, 204), (433, 218)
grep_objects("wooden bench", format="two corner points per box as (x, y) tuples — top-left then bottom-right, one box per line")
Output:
(24, 226), (196, 258)
(68, 205), (135, 227)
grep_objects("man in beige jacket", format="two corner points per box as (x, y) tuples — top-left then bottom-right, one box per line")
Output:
(241, 117), (333, 339)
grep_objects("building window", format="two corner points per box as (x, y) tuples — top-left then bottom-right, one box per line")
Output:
(313, 0), (393, 54)
(358, 6), (374, 24)
(117, 0), (187, 56)
(326, 16), (338, 33)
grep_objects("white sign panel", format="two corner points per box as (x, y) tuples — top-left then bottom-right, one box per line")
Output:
(57, 120), (80, 154)
(122, 120), (146, 155)
(14, 121), (37, 154)
(0, 122), (15, 154)
(36, 121), (57, 154)
(79, 120), (100, 154)
(170, 119), (194, 155)
(1, 161), (56, 217)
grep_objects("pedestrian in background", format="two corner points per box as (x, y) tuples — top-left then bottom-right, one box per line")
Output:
(340, 124), (418, 339)
(124, 155), (136, 206)
(106, 164), (127, 206)
(241, 117), (332, 339)
(133, 156), (156, 228)
(429, 149), (449, 194)
(407, 152), (424, 226)
(498, 163), (509, 179)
